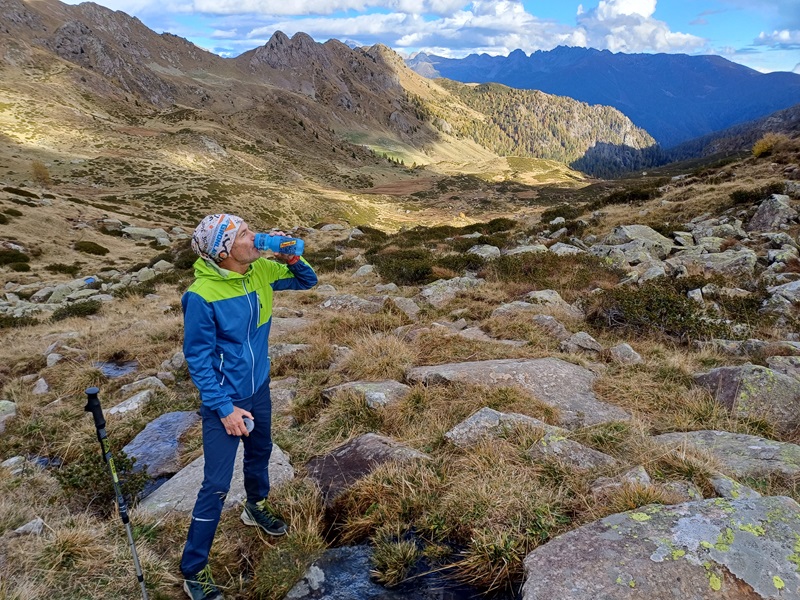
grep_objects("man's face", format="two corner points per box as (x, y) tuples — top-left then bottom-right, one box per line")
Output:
(228, 222), (259, 266)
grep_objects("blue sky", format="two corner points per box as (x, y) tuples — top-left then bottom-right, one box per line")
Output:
(65, 0), (800, 72)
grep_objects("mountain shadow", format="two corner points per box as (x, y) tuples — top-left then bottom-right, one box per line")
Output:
(571, 142), (665, 179)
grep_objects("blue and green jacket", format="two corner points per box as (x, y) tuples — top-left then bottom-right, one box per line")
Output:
(182, 256), (317, 418)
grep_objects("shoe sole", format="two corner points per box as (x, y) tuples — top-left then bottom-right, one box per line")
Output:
(241, 509), (288, 536)
(184, 580), (223, 600)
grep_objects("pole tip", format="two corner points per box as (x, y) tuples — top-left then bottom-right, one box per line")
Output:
(85, 386), (100, 395)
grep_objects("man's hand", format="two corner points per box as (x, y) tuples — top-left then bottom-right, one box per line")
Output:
(221, 406), (254, 437)
(268, 230), (299, 264)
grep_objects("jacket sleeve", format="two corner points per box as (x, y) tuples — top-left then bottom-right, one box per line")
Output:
(268, 257), (318, 291)
(182, 291), (234, 418)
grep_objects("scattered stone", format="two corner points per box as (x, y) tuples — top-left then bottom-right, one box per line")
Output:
(389, 296), (420, 321)
(528, 432), (619, 470)
(161, 350), (185, 371)
(321, 380), (411, 408)
(531, 314), (571, 341)
(375, 283), (399, 293)
(0, 400), (16, 433)
(608, 343), (643, 365)
(504, 244), (548, 255)
(605, 224), (674, 259)
(445, 407), (563, 447)
(521, 496), (800, 600)
(320, 223), (346, 231)
(353, 265), (374, 278)
(271, 343), (313, 360)
(320, 294), (382, 313)
(121, 411), (201, 478)
(305, 433), (429, 508)
(693, 364), (800, 432)
(549, 242), (584, 256)
(151, 260), (174, 273)
(271, 317), (311, 337)
(108, 390), (155, 416)
(467, 244), (501, 259)
(407, 358), (630, 429)
(661, 480), (704, 502)
(119, 376), (167, 396)
(767, 355), (800, 380)
(12, 517), (45, 536)
(1, 455), (25, 475)
(419, 277), (484, 308)
(654, 429), (800, 479)
(139, 444), (294, 514)
(559, 332), (602, 356)
(32, 378), (49, 395)
(315, 284), (337, 294)
(526, 290), (583, 319)
(590, 465), (651, 497)
(746, 193), (797, 232)
(708, 472), (761, 500)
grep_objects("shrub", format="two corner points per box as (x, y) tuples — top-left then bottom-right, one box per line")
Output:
(2, 186), (39, 199)
(0, 249), (29, 265)
(587, 181), (667, 211)
(31, 161), (52, 186)
(729, 182), (785, 205)
(370, 248), (435, 285)
(0, 214), (7, 225)
(3, 208), (23, 217)
(45, 262), (82, 275)
(304, 247), (357, 273)
(752, 133), (787, 158)
(540, 204), (583, 223)
(0, 314), (38, 328)
(8, 262), (30, 272)
(74, 241), (109, 256)
(586, 280), (729, 342)
(51, 300), (102, 321)
(435, 253), (486, 273)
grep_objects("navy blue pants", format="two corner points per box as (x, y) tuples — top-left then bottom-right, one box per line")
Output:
(180, 383), (273, 577)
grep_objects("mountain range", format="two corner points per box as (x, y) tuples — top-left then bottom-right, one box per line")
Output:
(406, 47), (800, 148)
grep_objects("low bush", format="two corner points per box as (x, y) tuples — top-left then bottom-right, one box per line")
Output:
(3, 208), (23, 217)
(370, 248), (435, 285)
(51, 300), (102, 321)
(45, 263), (82, 275)
(304, 247), (357, 273)
(0, 214), (8, 225)
(587, 181), (667, 212)
(0, 249), (29, 265)
(0, 314), (38, 328)
(74, 241), (110, 256)
(8, 262), (30, 272)
(729, 182), (785, 205)
(752, 133), (788, 158)
(435, 253), (486, 273)
(540, 204), (583, 223)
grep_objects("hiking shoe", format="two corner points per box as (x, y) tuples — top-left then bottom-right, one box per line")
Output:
(241, 500), (288, 536)
(183, 565), (223, 600)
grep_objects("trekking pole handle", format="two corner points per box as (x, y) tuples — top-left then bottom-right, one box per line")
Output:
(84, 386), (106, 431)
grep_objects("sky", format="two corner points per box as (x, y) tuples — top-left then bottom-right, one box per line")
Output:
(63, 0), (800, 73)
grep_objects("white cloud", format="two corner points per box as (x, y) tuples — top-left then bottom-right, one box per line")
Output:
(594, 0), (656, 20)
(211, 29), (238, 38)
(755, 29), (800, 47)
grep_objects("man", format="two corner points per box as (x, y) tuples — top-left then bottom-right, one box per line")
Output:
(180, 214), (317, 600)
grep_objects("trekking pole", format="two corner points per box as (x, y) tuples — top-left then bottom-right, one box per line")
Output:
(84, 386), (149, 600)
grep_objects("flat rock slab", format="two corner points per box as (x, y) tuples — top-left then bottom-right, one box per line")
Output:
(305, 433), (429, 508)
(406, 358), (630, 429)
(271, 317), (312, 338)
(445, 407), (564, 448)
(528, 432), (619, 470)
(522, 496), (800, 600)
(321, 380), (411, 408)
(654, 430), (800, 479)
(138, 443), (294, 514)
(694, 364), (800, 432)
(122, 411), (200, 478)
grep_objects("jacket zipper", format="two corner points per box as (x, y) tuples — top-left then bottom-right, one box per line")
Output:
(242, 280), (256, 396)
(219, 353), (225, 386)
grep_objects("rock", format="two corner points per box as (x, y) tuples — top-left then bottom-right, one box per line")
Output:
(352, 265), (375, 278)
(767, 355), (800, 380)
(693, 364), (800, 432)
(320, 223), (346, 231)
(549, 242), (584, 256)
(406, 358), (630, 429)
(419, 277), (484, 308)
(746, 194), (797, 232)
(375, 283), (399, 293)
(490, 301), (536, 319)
(605, 225), (674, 259)
(32, 378), (48, 395)
(767, 279), (800, 308)
(271, 317), (311, 337)
(708, 472), (762, 500)
(609, 343), (643, 365)
(590, 465), (651, 497)
(121, 226), (171, 242)
(521, 496), (800, 600)
(1, 455), (25, 475)
(531, 315), (571, 341)
(526, 290), (583, 319)
(121, 411), (201, 478)
(669, 247), (758, 277)
(12, 517), (45, 536)
(271, 377), (298, 414)
(654, 430), (800, 479)
(135, 267), (156, 283)
(389, 296), (420, 321)
(687, 288), (704, 304)
(30, 287), (54, 303)
(119, 376), (167, 396)
(316, 284), (337, 294)
(528, 432), (619, 470)
(661, 480), (704, 502)
(305, 433), (429, 508)
(0, 400), (16, 433)
(161, 350), (185, 372)
(139, 444), (294, 514)
(108, 390), (155, 415)
(151, 260), (174, 273)
(559, 332), (602, 356)
(445, 407), (563, 448)
(467, 244), (501, 259)
(503, 244), (548, 255)
(271, 343), (313, 360)
(321, 380), (411, 409)
(320, 294), (382, 313)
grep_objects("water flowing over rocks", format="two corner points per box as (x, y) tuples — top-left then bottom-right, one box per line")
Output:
(139, 444), (294, 514)
(406, 358), (630, 429)
(522, 496), (800, 600)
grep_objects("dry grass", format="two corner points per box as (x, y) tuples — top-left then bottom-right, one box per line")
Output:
(337, 334), (418, 380)
(410, 329), (541, 366)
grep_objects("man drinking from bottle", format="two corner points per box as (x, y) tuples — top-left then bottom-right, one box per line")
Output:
(180, 214), (317, 600)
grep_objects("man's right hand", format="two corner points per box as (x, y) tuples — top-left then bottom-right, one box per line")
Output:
(221, 406), (254, 437)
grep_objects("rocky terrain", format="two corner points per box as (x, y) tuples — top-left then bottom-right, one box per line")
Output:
(1, 135), (800, 599)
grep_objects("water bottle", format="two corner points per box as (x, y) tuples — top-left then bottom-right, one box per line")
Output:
(253, 233), (304, 255)
(243, 417), (254, 433)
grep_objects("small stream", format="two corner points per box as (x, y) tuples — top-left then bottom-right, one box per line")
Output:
(92, 360), (139, 378)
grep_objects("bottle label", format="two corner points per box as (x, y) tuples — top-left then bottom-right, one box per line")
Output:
(279, 240), (296, 249)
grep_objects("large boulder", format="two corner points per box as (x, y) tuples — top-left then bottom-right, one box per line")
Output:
(419, 277), (484, 308)
(694, 364), (800, 432)
(605, 225), (674, 259)
(654, 430), (800, 479)
(121, 411), (200, 478)
(522, 496), (800, 600)
(138, 444), (294, 514)
(406, 358), (630, 429)
(669, 248), (758, 277)
(305, 433), (429, 508)
(746, 194), (797, 232)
